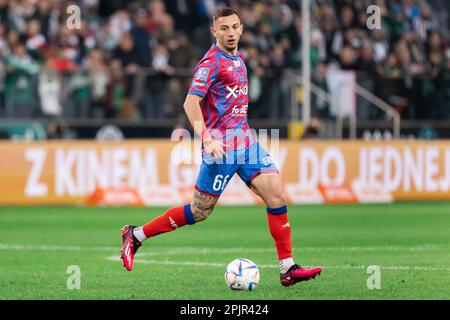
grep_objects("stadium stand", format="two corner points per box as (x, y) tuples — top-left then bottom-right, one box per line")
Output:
(0, 0), (449, 139)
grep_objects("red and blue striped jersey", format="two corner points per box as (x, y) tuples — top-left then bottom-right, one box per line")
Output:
(188, 44), (253, 150)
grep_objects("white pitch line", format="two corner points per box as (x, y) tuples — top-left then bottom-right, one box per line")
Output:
(109, 256), (225, 268)
(136, 245), (441, 256)
(0, 244), (442, 253)
(106, 256), (450, 272)
(0, 243), (118, 252)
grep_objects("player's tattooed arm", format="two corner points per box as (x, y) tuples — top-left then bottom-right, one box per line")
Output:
(190, 190), (219, 222)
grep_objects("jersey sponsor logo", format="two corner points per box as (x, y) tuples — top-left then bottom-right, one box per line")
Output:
(226, 85), (248, 99)
(262, 155), (272, 165)
(228, 60), (241, 71)
(192, 81), (205, 87)
(195, 67), (209, 82)
(231, 104), (248, 115)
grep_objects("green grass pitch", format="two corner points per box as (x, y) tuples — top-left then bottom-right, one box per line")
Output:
(0, 202), (449, 300)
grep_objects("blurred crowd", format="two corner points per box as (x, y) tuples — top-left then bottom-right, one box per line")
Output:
(309, 0), (450, 120)
(0, 0), (449, 123)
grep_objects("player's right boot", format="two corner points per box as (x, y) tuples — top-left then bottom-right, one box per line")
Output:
(120, 225), (142, 271)
(280, 264), (322, 287)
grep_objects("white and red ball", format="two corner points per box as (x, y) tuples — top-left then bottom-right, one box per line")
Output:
(224, 258), (260, 291)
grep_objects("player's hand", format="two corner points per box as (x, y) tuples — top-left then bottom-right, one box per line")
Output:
(203, 137), (229, 160)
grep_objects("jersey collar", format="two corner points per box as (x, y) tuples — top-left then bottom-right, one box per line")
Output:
(212, 43), (239, 60)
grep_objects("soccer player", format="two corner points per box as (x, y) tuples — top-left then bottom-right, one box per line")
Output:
(120, 7), (322, 286)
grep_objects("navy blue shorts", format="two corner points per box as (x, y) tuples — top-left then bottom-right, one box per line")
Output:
(195, 142), (279, 197)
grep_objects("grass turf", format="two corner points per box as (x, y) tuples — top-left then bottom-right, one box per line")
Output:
(0, 202), (449, 300)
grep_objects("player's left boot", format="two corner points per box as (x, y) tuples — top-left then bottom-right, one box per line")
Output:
(280, 264), (322, 287)
(120, 225), (142, 271)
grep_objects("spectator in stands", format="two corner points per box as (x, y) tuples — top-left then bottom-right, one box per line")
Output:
(109, 9), (132, 44)
(87, 49), (110, 118)
(112, 32), (142, 119)
(96, 21), (118, 54)
(318, 6), (340, 63)
(273, 4), (300, 52)
(0, 23), (9, 56)
(31, 0), (52, 39)
(268, 44), (288, 118)
(105, 58), (126, 118)
(385, 42), (421, 119)
(4, 44), (40, 118)
(339, 5), (355, 32)
(311, 60), (330, 119)
(415, 3), (439, 42)
(371, 29), (389, 63)
(6, 29), (20, 52)
(426, 30), (446, 57)
(152, 13), (176, 45)
(25, 19), (46, 61)
(143, 42), (175, 119)
(38, 55), (63, 117)
(338, 46), (357, 70)
(130, 8), (151, 68)
(356, 45), (378, 120)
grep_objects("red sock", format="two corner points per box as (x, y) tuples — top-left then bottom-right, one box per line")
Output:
(143, 205), (190, 238)
(267, 208), (292, 260)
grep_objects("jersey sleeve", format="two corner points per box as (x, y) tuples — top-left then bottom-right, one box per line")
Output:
(188, 58), (220, 98)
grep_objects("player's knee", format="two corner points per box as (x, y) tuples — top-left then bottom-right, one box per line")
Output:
(265, 190), (287, 208)
(190, 203), (215, 222)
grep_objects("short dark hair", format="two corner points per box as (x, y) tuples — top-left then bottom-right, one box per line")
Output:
(212, 7), (240, 23)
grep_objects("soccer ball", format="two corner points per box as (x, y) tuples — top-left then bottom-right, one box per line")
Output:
(224, 258), (260, 291)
